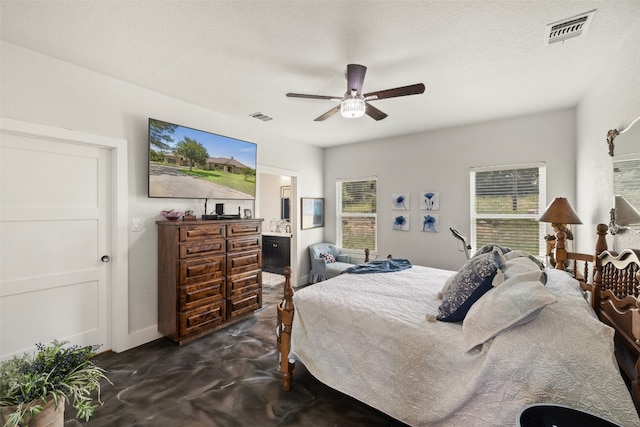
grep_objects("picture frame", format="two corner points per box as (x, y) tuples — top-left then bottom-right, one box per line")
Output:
(392, 192), (410, 210)
(301, 197), (324, 229)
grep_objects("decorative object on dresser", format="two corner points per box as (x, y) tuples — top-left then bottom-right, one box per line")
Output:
(183, 210), (196, 221)
(157, 219), (263, 344)
(538, 197), (582, 269)
(160, 209), (184, 221)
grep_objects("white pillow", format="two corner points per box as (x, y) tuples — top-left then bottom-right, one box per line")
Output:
(462, 271), (556, 351)
(499, 254), (546, 286)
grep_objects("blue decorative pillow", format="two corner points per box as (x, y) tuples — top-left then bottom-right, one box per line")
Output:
(437, 252), (499, 322)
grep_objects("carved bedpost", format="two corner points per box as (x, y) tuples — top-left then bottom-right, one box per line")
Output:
(554, 229), (567, 270)
(592, 224), (609, 312)
(276, 266), (295, 391)
(364, 248), (370, 263)
(595, 223), (609, 256)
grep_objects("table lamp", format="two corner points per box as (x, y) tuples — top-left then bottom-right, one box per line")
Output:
(538, 197), (582, 269)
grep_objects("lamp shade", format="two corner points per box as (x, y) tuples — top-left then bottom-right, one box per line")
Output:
(340, 98), (366, 118)
(538, 197), (582, 224)
(615, 195), (640, 225)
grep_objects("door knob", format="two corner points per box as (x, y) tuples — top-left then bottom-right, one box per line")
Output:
(101, 255), (111, 263)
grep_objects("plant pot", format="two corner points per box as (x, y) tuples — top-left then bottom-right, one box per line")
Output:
(0, 396), (65, 427)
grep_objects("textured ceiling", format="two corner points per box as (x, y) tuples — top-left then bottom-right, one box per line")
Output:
(2, 1), (639, 147)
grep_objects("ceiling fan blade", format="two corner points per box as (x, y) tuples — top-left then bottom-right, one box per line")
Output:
(286, 93), (342, 101)
(364, 83), (425, 101)
(314, 105), (341, 121)
(365, 103), (388, 121)
(346, 64), (367, 96)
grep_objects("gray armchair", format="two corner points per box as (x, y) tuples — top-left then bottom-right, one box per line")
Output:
(308, 243), (354, 283)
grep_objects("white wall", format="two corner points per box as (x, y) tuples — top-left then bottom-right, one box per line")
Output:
(576, 25), (640, 253)
(0, 41), (323, 350)
(324, 108), (576, 271)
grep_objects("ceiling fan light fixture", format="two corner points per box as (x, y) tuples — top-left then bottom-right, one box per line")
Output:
(340, 97), (366, 118)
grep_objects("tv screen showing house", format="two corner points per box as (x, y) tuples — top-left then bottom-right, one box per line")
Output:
(148, 118), (257, 200)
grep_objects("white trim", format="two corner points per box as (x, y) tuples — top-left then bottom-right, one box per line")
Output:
(613, 153), (640, 162)
(470, 161), (546, 173)
(336, 175), (378, 183)
(0, 117), (130, 353)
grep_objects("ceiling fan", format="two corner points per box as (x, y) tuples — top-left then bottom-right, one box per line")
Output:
(286, 64), (425, 121)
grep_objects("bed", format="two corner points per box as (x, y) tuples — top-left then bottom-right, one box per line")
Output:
(276, 224), (640, 427)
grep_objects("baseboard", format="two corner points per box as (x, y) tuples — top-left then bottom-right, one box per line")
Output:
(297, 274), (309, 288)
(115, 326), (163, 353)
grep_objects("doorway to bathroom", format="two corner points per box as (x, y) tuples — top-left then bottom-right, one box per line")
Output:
(258, 168), (297, 287)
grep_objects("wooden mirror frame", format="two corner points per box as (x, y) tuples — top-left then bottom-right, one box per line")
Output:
(608, 115), (640, 234)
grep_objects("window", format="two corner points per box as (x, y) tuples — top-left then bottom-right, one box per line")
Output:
(470, 163), (546, 255)
(336, 177), (377, 252)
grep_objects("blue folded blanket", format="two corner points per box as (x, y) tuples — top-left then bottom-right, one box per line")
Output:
(341, 258), (412, 274)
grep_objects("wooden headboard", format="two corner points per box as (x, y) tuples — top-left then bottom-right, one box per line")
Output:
(595, 247), (640, 409)
(556, 223), (640, 412)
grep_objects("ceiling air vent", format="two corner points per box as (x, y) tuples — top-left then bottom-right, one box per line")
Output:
(249, 112), (273, 122)
(544, 9), (595, 45)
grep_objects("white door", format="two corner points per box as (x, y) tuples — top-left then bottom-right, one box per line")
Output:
(0, 128), (112, 359)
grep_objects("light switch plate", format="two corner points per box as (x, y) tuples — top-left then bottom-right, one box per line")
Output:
(132, 218), (142, 232)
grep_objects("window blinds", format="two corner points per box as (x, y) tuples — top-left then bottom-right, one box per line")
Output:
(471, 163), (546, 255)
(336, 178), (377, 251)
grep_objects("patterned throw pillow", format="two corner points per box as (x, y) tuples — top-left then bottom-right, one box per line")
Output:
(436, 251), (499, 322)
(320, 252), (336, 263)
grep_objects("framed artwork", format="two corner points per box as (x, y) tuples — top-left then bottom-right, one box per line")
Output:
(392, 193), (410, 210)
(301, 197), (324, 229)
(421, 213), (440, 232)
(392, 214), (410, 231)
(421, 191), (440, 210)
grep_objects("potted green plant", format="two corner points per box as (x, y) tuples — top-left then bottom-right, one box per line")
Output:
(0, 340), (110, 427)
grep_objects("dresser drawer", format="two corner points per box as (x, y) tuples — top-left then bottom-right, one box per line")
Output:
(227, 249), (261, 276)
(227, 221), (261, 237)
(179, 224), (225, 242)
(179, 255), (225, 286)
(180, 301), (225, 337)
(179, 278), (225, 311)
(227, 289), (262, 320)
(227, 235), (261, 253)
(179, 239), (225, 259)
(227, 270), (261, 299)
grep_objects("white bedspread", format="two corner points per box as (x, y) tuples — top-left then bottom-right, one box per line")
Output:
(290, 266), (640, 427)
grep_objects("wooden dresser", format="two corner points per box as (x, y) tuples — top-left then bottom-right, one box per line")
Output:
(157, 219), (263, 344)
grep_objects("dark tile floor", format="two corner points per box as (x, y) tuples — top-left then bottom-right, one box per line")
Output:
(66, 274), (408, 427)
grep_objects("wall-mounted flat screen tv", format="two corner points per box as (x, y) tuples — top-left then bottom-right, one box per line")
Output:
(148, 118), (257, 200)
